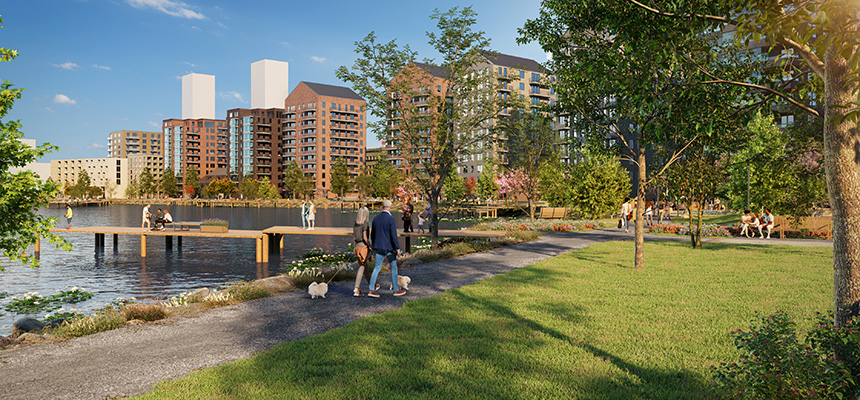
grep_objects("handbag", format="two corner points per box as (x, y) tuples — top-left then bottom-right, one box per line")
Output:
(617, 219), (623, 229)
(626, 214), (632, 220)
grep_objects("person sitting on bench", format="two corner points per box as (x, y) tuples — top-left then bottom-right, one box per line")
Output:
(740, 210), (752, 238)
(761, 209), (774, 239)
(161, 209), (173, 230)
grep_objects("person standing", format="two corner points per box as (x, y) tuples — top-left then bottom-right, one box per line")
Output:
(300, 201), (308, 229)
(368, 200), (405, 298)
(352, 206), (373, 296)
(644, 201), (654, 227)
(619, 197), (632, 233)
(401, 200), (414, 232)
(64, 204), (73, 229)
(307, 201), (316, 230)
(142, 204), (152, 230)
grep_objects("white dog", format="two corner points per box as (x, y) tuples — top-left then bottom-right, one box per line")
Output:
(389, 275), (411, 291)
(308, 282), (328, 299)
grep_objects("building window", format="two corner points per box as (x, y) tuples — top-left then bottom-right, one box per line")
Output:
(519, 83), (524, 90)
(519, 71), (524, 79)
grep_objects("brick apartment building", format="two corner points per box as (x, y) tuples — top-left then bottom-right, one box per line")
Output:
(162, 118), (229, 186)
(282, 82), (367, 199)
(226, 108), (284, 185)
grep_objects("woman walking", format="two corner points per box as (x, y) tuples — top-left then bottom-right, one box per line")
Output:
(352, 206), (373, 296)
(619, 197), (632, 233)
(306, 201), (316, 230)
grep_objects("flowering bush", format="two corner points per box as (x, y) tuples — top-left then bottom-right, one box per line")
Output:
(649, 223), (732, 237)
(712, 311), (860, 399)
(476, 218), (605, 233)
(289, 248), (357, 270)
(200, 218), (229, 226)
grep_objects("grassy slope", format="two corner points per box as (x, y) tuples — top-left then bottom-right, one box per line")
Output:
(140, 241), (832, 400)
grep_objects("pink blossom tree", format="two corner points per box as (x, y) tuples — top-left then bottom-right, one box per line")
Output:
(497, 168), (540, 221)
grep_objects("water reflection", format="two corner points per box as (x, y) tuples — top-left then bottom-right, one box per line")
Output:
(0, 203), (469, 335)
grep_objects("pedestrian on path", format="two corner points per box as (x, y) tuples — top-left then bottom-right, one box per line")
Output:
(142, 204), (152, 230)
(300, 201), (308, 229)
(619, 197), (632, 233)
(64, 204), (73, 229)
(402, 199), (414, 232)
(352, 206), (373, 296)
(368, 200), (405, 298)
(306, 202), (316, 230)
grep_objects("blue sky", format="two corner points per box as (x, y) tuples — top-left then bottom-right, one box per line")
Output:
(2, 0), (547, 161)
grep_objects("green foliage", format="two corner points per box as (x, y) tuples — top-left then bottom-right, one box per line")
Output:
(712, 311), (859, 400)
(442, 168), (466, 204)
(476, 163), (499, 200)
(138, 167), (156, 198)
(51, 309), (125, 338)
(256, 177), (280, 200)
(282, 162), (311, 199)
(727, 112), (827, 215)
(369, 158), (401, 198)
(184, 165), (200, 196)
(330, 158), (350, 198)
(161, 167), (179, 197)
(239, 176), (260, 199)
(3, 287), (95, 314)
(200, 218), (228, 227)
(65, 169), (95, 199)
(125, 176), (139, 199)
(354, 172), (375, 199)
(0, 41), (71, 268)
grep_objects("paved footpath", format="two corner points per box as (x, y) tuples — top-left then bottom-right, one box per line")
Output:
(0, 229), (831, 399)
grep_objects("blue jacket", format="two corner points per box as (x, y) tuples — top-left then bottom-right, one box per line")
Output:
(371, 211), (399, 253)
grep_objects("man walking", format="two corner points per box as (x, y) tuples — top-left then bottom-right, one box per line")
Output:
(368, 200), (406, 298)
(142, 204), (152, 230)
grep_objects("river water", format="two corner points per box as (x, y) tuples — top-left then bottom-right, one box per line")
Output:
(0, 204), (463, 336)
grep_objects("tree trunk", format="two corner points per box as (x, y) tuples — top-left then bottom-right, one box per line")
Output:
(695, 202), (703, 249)
(686, 200), (695, 248)
(823, 47), (860, 328)
(429, 188), (441, 250)
(528, 197), (535, 222)
(634, 145), (646, 270)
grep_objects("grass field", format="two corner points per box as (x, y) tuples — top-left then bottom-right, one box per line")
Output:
(139, 241), (833, 400)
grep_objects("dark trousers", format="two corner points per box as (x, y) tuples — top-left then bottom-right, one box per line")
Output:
(403, 219), (413, 232)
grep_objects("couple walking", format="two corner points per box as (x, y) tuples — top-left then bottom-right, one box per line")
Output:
(300, 201), (316, 230)
(352, 200), (406, 298)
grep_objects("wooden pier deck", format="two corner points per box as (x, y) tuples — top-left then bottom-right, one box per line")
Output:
(46, 226), (510, 264)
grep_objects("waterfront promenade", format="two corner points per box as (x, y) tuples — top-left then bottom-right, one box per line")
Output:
(0, 230), (831, 399)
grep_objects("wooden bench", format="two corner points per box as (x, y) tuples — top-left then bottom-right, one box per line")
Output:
(539, 207), (566, 219)
(164, 222), (201, 231)
(772, 215), (832, 239)
(475, 206), (498, 219)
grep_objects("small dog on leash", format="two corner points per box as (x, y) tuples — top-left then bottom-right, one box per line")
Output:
(389, 275), (411, 291)
(308, 282), (328, 299)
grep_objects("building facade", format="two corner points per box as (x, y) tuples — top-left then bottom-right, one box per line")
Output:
(227, 108), (284, 185)
(162, 118), (229, 186)
(107, 130), (163, 158)
(282, 82), (367, 199)
(251, 59), (289, 109)
(127, 154), (164, 184)
(50, 157), (130, 199)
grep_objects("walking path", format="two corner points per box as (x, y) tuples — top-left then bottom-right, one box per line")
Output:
(0, 229), (831, 399)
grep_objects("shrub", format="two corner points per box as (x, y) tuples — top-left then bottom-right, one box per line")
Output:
(200, 290), (233, 307)
(122, 303), (168, 322)
(712, 311), (860, 399)
(52, 309), (126, 338)
(285, 267), (325, 288)
(223, 281), (271, 301)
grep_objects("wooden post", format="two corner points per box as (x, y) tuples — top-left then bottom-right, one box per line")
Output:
(262, 235), (269, 263)
(405, 234), (411, 253)
(113, 234), (118, 249)
(165, 236), (173, 250)
(178, 236), (182, 247)
(141, 235), (147, 257)
(34, 233), (40, 255)
(255, 237), (262, 263)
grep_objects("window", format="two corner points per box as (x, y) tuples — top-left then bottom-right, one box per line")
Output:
(519, 71), (525, 79)
(531, 73), (540, 82)
(322, 102), (325, 108)
(519, 83), (524, 90)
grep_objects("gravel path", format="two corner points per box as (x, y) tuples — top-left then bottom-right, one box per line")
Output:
(0, 229), (829, 399)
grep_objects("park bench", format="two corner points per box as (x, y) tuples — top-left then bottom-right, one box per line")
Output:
(772, 215), (832, 239)
(539, 207), (566, 219)
(163, 222), (201, 231)
(475, 206), (498, 219)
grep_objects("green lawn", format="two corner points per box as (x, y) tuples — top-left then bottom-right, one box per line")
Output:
(139, 241), (833, 400)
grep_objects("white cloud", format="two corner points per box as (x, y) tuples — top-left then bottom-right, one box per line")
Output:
(219, 91), (246, 103)
(126, 0), (206, 20)
(217, 22), (228, 30)
(310, 56), (327, 64)
(53, 62), (79, 70)
(148, 121), (160, 128)
(190, 25), (201, 31)
(93, 64), (111, 70)
(53, 94), (77, 105)
(88, 143), (106, 150)
(183, 61), (196, 67)
(281, 41), (290, 47)
(45, 107), (54, 113)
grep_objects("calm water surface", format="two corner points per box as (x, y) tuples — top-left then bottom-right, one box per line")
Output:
(0, 204), (466, 335)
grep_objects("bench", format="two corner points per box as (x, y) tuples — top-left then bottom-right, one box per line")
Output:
(164, 222), (201, 231)
(475, 206), (498, 219)
(772, 215), (832, 239)
(539, 207), (566, 219)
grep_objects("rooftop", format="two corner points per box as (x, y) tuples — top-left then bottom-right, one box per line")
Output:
(301, 82), (365, 101)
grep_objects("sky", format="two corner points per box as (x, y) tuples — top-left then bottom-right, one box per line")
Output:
(1, 0), (549, 161)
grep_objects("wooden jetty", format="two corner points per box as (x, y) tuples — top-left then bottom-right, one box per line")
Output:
(46, 226), (508, 264)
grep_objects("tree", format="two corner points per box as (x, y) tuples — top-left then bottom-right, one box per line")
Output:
(442, 168), (466, 205)
(500, 110), (558, 220)
(184, 165), (200, 198)
(497, 168), (541, 220)
(282, 162), (311, 199)
(0, 20), (71, 269)
(257, 177), (280, 200)
(65, 169), (92, 199)
(330, 158), (351, 199)
(338, 6), (502, 249)
(355, 172), (375, 199)
(139, 167), (155, 199)
(161, 167), (179, 197)
(239, 176), (260, 199)
(568, 150), (632, 219)
(370, 158), (401, 198)
(125, 176), (139, 199)
(667, 147), (728, 248)
(476, 163), (499, 201)
(205, 178), (236, 198)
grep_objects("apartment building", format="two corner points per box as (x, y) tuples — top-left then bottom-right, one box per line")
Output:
(107, 130), (163, 158)
(162, 118), (229, 185)
(127, 153), (164, 183)
(382, 52), (563, 180)
(227, 108), (284, 184)
(50, 157), (130, 199)
(282, 82), (367, 199)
